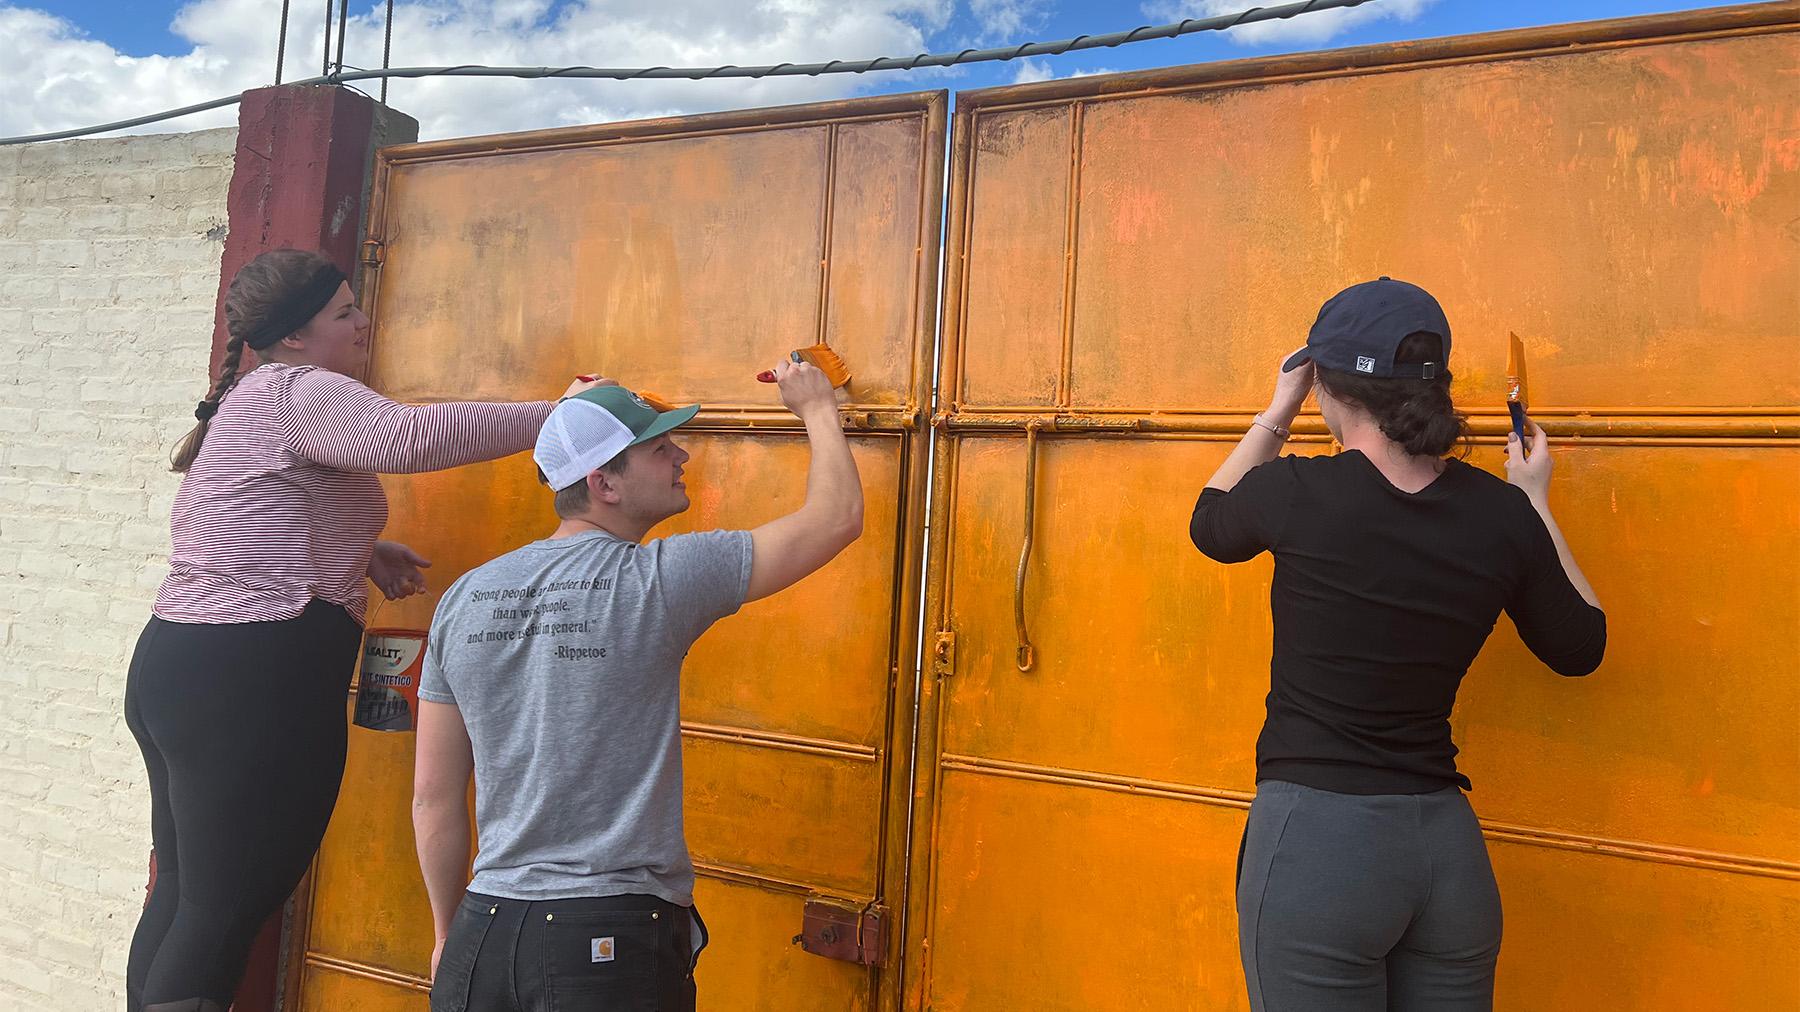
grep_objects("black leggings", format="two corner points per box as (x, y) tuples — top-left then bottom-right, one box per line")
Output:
(124, 599), (362, 1009)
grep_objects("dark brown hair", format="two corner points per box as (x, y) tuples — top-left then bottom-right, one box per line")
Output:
(1315, 331), (1470, 458)
(170, 249), (339, 472)
(538, 452), (632, 519)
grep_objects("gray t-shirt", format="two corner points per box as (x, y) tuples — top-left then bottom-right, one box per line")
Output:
(420, 528), (752, 905)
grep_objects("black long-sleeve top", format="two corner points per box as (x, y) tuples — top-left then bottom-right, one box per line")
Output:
(1190, 450), (1606, 794)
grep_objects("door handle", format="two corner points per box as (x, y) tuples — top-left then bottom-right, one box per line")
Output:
(1014, 421), (1042, 672)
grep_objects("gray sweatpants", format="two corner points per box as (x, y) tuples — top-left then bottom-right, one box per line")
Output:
(1237, 780), (1503, 1011)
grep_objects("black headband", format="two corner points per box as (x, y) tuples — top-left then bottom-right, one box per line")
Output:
(243, 263), (350, 350)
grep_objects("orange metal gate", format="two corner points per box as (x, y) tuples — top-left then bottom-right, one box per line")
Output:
(285, 6), (1799, 1011)
(903, 7), (1799, 1011)
(293, 92), (946, 1011)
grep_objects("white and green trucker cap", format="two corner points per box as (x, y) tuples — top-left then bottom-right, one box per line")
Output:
(533, 386), (699, 491)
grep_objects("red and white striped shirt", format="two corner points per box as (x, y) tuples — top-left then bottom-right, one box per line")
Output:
(154, 363), (554, 625)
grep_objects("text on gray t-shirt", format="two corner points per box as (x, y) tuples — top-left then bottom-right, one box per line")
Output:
(419, 528), (752, 905)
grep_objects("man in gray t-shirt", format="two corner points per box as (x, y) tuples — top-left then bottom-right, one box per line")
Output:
(413, 366), (862, 1012)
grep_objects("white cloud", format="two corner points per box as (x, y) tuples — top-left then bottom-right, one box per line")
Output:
(1009, 58), (1119, 85)
(1140, 0), (1438, 47)
(0, 0), (957, 142)
(970, 0), (1045, 42)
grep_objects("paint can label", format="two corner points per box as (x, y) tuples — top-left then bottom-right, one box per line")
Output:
(353, 629), (427, 732)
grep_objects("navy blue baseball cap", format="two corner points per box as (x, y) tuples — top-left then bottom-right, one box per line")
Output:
(1282, 277), (1452, 380)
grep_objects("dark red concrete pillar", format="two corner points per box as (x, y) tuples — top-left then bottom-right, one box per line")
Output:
(208, 83), (417, 377)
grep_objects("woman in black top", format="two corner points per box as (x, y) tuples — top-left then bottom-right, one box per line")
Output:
(1190, 278), (1604, 1011)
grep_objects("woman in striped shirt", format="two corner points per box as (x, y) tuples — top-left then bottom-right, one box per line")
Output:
(124, 248), (602, 1012)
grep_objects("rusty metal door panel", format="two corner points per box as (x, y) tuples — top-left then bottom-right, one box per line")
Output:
(1454, 443), (1800, 864)
(693, 877), (876, 1012)
(368, 134), (826, 402)
(677, 434), (905, 745)
(305, 727), (435, 979)
(1489, 843), (1800, 1010)
(928, 772), (1248, 1011)
(1060, 35), (1800, 413)
(910, 8), (1800, 1010)
(681, 728), (883, 896)
(937, 437), (1271, 789)
(368, 114), (932, 410)
(954, 35), (1800, 415)
(298, 92), (945, 1011)
(957, 106), (1074, 408)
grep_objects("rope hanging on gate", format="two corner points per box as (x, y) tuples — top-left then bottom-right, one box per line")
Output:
(0, 0), (1373, 144)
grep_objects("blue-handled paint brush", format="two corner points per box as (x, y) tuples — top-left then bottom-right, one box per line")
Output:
(1507, 332), (1530, 455)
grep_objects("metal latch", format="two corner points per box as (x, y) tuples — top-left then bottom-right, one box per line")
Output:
(794, 895), (888, 967)
(932, 630), (956, 679)
(360, 237), (385, 269)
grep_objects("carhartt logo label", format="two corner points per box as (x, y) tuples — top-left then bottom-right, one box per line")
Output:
(1356, 356), (1376, 374)
(591, 937), (614, 963)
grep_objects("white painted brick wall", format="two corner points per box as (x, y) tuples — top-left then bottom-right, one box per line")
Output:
(0, 127), (234, 1011)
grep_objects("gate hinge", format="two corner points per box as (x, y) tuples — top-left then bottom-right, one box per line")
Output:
(932, 629), (956, 679)
(360, 237), (386, 269)
(794, 895), (888, 967)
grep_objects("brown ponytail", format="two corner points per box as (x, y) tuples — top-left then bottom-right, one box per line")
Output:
(169, 249), (341, 473)
(1316, 332), (1471, 459)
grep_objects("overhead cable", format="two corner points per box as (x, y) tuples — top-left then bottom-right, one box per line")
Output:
(381, 0), (396, 105)
(275, 0), (291, 85)
(0, 0), (1372, 145)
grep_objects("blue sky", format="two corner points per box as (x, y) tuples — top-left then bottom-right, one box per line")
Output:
(2, 1), (1737, 141)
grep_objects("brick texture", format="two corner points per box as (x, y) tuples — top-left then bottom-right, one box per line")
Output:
(0, 127), (233, 1010)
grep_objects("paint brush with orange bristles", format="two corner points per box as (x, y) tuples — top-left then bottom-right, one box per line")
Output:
(574, 376), (684, 413)
(633, 390), (680, 412)
(755, 343), (852, 390)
